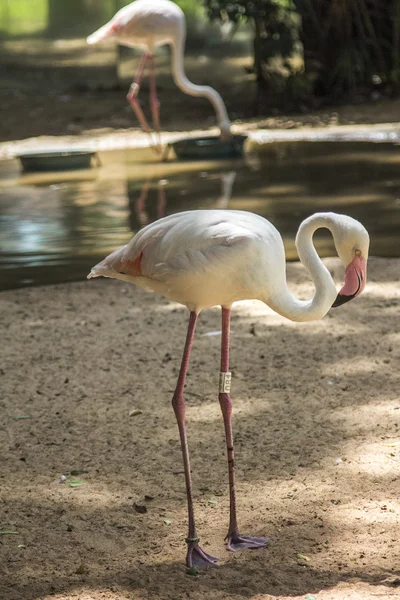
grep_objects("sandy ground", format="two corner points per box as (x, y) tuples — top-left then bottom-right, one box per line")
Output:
(1, 256), (399, 600)
(2, 85), (400, 150)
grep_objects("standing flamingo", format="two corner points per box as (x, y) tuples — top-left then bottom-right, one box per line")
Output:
(87, 0), (231, 152)
(88, 210), (369, 568)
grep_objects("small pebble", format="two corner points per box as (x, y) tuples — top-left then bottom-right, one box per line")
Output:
(201, 331), (221, 337)
(129, 409), (142, 417)
(60, 475), (67, 483)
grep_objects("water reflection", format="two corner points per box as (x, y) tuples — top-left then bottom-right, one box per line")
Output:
(0, 141), (399, 291)
(129, 178), (168, 229)
(127, 170), (236, 229)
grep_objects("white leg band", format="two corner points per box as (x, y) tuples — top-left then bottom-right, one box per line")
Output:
(219, 371), (232, 393)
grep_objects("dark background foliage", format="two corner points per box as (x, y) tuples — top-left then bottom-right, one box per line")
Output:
(204, 0), (400, 106)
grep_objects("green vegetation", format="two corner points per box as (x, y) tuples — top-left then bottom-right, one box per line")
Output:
(0, 0), (48, 36)
(47, 0), (116, 37)
(0, 0), (206, 39)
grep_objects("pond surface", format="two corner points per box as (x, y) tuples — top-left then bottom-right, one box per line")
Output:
(0, 141), (399, 291)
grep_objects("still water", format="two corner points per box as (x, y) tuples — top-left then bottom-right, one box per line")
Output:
(0, 141), (399, 291)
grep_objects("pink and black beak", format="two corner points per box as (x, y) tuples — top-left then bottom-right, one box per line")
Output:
(332, 254), (367, 308)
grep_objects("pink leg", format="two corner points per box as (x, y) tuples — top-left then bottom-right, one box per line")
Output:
(172, 311), (219, 568)
(219, 307), (269, 552)
(126, 52), (151, 131)
(126, 52), (159, 153)
(148, 55), (161, 151)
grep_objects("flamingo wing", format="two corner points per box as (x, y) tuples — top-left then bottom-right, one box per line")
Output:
(88, 210), (263, 283)
(127, 210), (260, 279)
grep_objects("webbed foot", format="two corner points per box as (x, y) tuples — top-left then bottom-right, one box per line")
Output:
(186, 537), (219, 568)
(226, 532), (269, 551)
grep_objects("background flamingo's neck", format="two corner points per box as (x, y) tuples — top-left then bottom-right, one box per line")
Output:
(170, 29), (231, 136)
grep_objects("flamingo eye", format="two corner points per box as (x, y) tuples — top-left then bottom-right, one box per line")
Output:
(354, 248), (361, 256)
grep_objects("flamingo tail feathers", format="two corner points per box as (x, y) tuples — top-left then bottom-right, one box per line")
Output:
(87, 246), (143, 280)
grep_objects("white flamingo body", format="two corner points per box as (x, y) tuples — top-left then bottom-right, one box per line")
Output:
(88, 0), (182, 50)
(89, 209), (369, 320)
(88, 209), (369, 568)
(92, 210), (277, 310)
(87, 0), (231, 138)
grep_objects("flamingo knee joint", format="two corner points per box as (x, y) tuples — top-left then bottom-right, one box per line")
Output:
(129, 82), (140, 97)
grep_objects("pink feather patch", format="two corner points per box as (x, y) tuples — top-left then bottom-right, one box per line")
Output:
(120, 252), (143, 277)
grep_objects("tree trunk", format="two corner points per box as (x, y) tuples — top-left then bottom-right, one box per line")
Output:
(295, 0), (397, 97)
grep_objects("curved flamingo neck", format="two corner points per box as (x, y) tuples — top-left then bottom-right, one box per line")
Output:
(266, 215), (339, 322)
(170, 29), (231, 137)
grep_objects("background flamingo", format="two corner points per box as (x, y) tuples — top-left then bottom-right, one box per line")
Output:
(88, 209), (369, 568)
(87, 0), (231, 153)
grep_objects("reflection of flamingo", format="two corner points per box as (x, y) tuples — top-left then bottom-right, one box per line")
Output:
(131, 171), (235, 229)
(134, 178), (167, 227)
(88, 210), (369, 568)
(87, 0), (231, 152)
(215, 171), (236, 209)
(135, 180), (151, 227)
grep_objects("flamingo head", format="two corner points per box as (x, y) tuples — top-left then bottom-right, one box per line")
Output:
(331, 216), (370, 308)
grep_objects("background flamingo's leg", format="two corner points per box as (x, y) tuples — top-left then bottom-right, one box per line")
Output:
(126, 52), (158, 152)
(149, 54), (162, 152)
